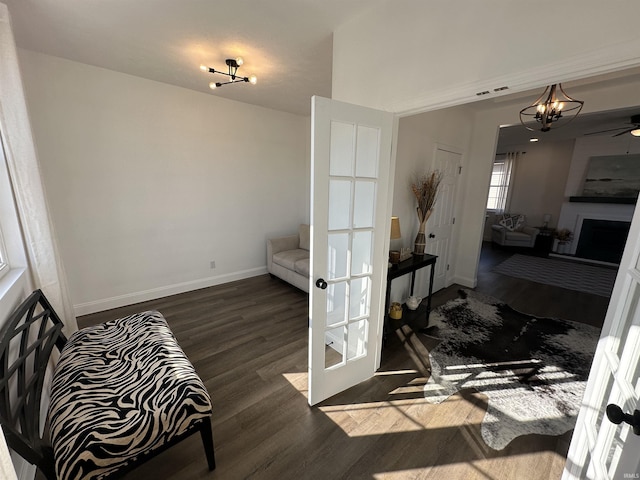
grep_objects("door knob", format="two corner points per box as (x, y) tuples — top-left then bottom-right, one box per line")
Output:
(315, 278), (328, 290)
(428, 233), (436, 238)
(606, 403), (640, 435)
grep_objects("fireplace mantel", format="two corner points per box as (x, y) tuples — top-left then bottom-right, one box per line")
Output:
(558, 201), (635, 257)
(569, 196), (637, 205)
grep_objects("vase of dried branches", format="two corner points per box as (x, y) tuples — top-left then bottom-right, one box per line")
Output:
(413, 210), (432, 255)
(411, 170), (442, 256)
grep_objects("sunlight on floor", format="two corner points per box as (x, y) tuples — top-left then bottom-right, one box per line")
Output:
(371, 449), (568, 480)
(375, 369), (420, 376)
(282, 372), (308, 399)
(372, 464), (497, 480)
(285, 368), (480, 437)
(281, 370), (569, 479)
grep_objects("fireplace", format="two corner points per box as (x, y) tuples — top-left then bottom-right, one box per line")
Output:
(575, 219), (631, 264)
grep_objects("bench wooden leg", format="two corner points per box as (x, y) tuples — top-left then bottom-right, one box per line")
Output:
(199, 416), (216, 471)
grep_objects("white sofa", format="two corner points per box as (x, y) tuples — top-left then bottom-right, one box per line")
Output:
(267, 224), (310, 293)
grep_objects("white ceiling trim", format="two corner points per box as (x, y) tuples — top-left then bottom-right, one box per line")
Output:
(391, 39), (640, 118)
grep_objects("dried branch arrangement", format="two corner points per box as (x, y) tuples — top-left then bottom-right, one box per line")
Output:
(411, 170), (443, 224)
(555, 228), (573, 243)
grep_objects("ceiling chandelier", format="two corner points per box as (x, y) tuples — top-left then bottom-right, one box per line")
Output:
(200, 57), (257, 90)
(519, 84), (584, 132)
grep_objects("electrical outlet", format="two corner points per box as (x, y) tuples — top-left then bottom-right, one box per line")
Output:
(210, 260), (216, 269)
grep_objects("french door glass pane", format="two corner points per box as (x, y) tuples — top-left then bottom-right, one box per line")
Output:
(349, 277), (370, 319)
(353, 180), (376, 228)
(329, 179), (352, 230)
(325, 327), (344, 369)
(605, 424), (626, 477)
(355, 126), (380, 178)
(327, 232), (349, 280)
(352, 230), (373, 275)
(347, 319), (368, 360)
(326, 281), (347, 328)
(329, 121), (355, 177)
(615, 282), (639, 358)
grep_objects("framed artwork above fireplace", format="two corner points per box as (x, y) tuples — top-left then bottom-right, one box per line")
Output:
(582, 154), (640, 199)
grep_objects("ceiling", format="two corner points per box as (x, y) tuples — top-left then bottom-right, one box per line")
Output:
(3, 0), (382, 116)
(497, 105), (640, 152)
(488, 70), (640, 151)
(4, 0), (640, 131)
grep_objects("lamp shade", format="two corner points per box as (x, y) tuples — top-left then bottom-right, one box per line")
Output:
(390, 217), (401, 239)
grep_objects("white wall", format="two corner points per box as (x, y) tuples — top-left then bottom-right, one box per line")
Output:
(556, 135), (640, 255)
(564, 135), (640, 198)
(507, 141), (575, 227)
(390, 105), (473, 301)
(332, 1), (640, 115)
(483, 140), (575, 240)
(455, 80), (640, 286)
(332, 1), (640, 289)
(18, 50), (310, 315)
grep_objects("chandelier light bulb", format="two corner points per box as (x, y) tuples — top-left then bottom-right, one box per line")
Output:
(200, 65), (208, 72)
(209, 82), (217, 90)
(249, 75), (257, 85)
(235, 57), (244, 66)
(631, 128), (640, 137)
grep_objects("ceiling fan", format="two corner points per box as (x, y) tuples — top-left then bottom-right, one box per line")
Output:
(585, 114), (640, 137)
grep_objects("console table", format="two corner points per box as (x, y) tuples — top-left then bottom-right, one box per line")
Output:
(384, 254), (437, 337)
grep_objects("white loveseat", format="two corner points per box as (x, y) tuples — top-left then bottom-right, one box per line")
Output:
(267, 224), (310, 293)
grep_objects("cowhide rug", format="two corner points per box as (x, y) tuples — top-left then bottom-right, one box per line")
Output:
(423, 289), (600, 450)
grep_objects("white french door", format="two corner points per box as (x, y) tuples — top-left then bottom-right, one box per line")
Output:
(563, 197), (640, 479)
(426, 145), (461, 292)
(308, 96), (394, 406)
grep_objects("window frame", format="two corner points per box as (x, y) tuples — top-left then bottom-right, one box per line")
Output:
(0, 134), (17, 282)
(0, 225), (8, 280)
(486, 159), (513, 213)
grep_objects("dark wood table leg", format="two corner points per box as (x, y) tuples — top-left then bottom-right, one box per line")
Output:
(383, 277), (392, 341)
(426, 263), (435, 324)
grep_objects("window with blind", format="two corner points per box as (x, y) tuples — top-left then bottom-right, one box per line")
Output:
(486, 159), (513, 212)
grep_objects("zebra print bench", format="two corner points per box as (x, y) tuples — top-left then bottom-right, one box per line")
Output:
(0, 290), (215, 480)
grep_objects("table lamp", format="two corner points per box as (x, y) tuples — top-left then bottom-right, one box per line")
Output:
(389, 216), (401, 264)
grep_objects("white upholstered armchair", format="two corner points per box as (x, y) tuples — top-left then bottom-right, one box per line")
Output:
(491, 214), (539, 248)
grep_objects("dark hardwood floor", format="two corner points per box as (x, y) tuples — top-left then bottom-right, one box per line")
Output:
(73, 243), (610, 479)
(474, 242), (610, 328)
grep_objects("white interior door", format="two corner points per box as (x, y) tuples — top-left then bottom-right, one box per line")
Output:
(426, 145), (461, 292)
(563, 198), (640, 479)
(308, 96), (394, 406)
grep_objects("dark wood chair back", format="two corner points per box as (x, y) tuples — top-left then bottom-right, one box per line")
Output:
(0, 289), (67, 479)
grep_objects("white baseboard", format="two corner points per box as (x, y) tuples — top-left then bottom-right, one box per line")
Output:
(452, 275), (477, 289)
(73, 267), (267, 316)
